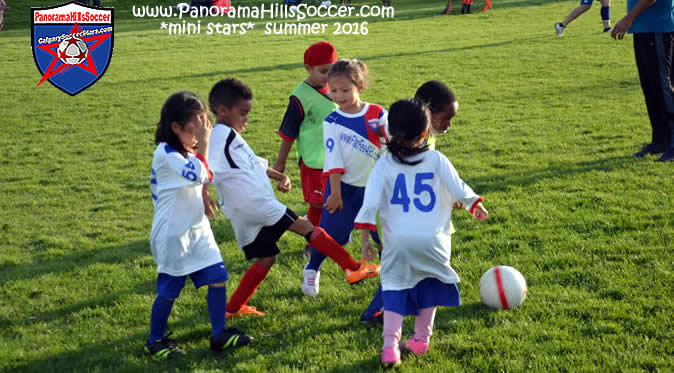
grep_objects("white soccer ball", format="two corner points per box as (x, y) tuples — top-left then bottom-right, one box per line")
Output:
(57, 36), (88, 65)
(479, 266), (527, 310)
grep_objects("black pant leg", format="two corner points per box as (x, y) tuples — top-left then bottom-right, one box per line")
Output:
(633, 33), (670, 146)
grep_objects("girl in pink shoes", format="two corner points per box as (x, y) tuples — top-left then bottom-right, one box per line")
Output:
(354, 98), (488, 367)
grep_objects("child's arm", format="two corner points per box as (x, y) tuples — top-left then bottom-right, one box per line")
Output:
(437, 153), (488, 221)
(266, 167), (292, 193)
(324, 172), (343, 213)
(273, 97), (303, 172)
(354, 161), (385, 260)
(273, 139), (293, 173)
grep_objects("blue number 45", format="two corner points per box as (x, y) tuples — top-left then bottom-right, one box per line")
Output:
(390, 172), (436, 212)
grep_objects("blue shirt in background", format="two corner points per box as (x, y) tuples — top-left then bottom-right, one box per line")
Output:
(628, 0), (674, 33)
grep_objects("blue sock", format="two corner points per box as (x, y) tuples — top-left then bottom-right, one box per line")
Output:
(601, 6), (610, 21)
(148, 295), (174, 345)
(362, 283), (384, 320)
(207, 285), (227, 337)
(305, 246), (327, 271)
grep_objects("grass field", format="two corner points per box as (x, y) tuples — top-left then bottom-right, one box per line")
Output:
(1, 0), (673, 371)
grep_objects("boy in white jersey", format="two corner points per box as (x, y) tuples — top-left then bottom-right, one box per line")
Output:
(147, 91), (251, 359)
(206, 78), (379, 320)
(354, 98), (488, 367)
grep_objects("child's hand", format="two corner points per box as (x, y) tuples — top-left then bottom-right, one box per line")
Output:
(472, 203), (488, 221)
(361, 240), (377, 261)
(193, 113), (212, 147)
(202, 185), (218, 219)
(453, 201), (464, 209)
(324, 193), (343, 214)
(277, 174), (291, 193)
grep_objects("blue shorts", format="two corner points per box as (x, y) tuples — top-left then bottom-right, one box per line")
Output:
(321, 181), (380, 245)
(580, 0), (593, 5)
(382, 278), (460, 316)
(156, 262), (228, 299)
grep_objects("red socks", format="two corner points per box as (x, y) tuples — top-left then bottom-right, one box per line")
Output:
(307, 205), (322, 227)
(226, 261), (270, 313)
(309, 227), (360, 271)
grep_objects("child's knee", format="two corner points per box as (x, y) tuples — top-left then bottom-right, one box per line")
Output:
(257, 256), (276, 268)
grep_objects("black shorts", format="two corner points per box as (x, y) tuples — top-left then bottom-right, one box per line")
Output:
(242, 208), (298, 260)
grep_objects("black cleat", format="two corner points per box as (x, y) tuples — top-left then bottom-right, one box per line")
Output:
(145, 333), (185, 359)
(656, 148), (674, 162)
(210, 327), (252, 352)
(634, 143), (668, 158)
(360, 310), (384, 327)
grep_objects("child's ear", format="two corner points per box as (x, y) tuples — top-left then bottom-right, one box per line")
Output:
(216, 104), (229, 117)
(170, 121), (181, 135)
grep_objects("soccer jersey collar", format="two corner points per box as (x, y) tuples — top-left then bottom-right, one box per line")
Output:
(336, 103), (370, 118)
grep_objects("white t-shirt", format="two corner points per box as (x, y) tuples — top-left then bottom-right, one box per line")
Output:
(208, 124), (286, 248)
(149, 143), (223, 276)
(354, 150), (483, 291)
(323, 103), (388, 187)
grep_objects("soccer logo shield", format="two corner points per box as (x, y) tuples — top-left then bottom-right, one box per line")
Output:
(32, 1), (114, 95)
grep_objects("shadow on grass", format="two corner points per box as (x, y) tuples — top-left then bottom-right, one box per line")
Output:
(0, 240), (149, 285)
(471, 155), (636, 195)
(99, 34), (553, 87)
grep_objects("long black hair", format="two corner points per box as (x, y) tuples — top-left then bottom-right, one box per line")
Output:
(386, 98), (431, 166)
(154, 91), (206, 156)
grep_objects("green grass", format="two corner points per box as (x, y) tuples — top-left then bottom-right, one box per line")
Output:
(1, 0), (673, 371)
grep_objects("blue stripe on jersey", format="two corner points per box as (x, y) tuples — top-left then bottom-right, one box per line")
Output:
(150, 178), (157, 185)
(325, 111), (371, 140)
(151, 193), (158, 201)
(151, 168), (156, 175)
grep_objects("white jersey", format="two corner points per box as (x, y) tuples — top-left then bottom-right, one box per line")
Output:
(208, 124), (286, 248)
(149, 143), (223, 276)
(323, 103), (388, 187)
(354, 150), (483, 291)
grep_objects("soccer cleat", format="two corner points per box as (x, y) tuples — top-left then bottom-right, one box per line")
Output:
(656, 148), (674, 162)
(226, 304), (265, 320)
(603, 27), (613, 33)
(301, 269), (320, 297)
(555, 22), (566, 36)
(145, 333), (185, 359)
(360, 310), (384, 327)
(210, 327), (253, 352)
(381, 346), (401, 368)
(634, 143), (668, 158)
(400, 338), (429, 356)
(345, 259), (380, 285)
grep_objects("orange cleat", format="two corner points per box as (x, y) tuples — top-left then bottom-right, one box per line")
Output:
(226, 304), (265, 320)
(345, 259), (380, 285)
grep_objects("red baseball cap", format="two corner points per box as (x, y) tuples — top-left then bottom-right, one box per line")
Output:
(304, 41), (338, 66)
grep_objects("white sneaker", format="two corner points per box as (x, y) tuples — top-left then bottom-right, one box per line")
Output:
(302, 269), (320, 297)
(555, 23), (566, 36)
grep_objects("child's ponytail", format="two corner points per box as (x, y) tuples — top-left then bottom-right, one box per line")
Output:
(386, 98), (431, 166)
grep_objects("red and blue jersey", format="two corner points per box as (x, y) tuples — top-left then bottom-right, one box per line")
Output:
(322, 103), (388, 187)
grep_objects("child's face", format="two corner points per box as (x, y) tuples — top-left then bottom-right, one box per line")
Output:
(431, 101), (459, 135)
(306, 64), (332, 87)
(172, 111), (208, 152)
(217, 99), (252, 133)
(329, 75), (361, 113)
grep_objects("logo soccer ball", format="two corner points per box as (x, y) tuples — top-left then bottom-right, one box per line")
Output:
(479, 266), (527, 310)
(57, 37), (89, 65)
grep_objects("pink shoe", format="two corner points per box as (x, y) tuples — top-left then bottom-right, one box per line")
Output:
(400, 338), (429, 355)
(381, 346), (401, 367)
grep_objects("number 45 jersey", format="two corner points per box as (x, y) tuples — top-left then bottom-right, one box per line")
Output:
(354, 150), (484, 291)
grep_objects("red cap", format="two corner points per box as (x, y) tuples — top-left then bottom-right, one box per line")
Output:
(304, 41), (337, 66)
